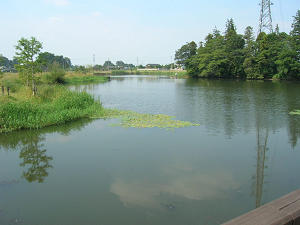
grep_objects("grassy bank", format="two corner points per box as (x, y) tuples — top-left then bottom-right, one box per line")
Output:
(64, 73), (109, 84)
(0, 85), (105, 133)
(1, 72), (109, 86)
(0, 72), (109, 132)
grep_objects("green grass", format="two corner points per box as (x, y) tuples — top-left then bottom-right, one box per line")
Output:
(64, 75), (109, 84)
(290, 110), (300, 115)
(0, 86), (105, 133)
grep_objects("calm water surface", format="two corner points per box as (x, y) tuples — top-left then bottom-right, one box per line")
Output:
(1, 76), (300, 225)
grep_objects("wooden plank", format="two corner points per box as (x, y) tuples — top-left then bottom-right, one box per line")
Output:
(222, 190), (300, 225)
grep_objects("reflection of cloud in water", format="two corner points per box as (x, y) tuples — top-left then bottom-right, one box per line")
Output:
(111, 179), (160, 207)
(110, 170), (239, 208)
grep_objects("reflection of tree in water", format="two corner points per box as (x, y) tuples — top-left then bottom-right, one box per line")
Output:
(0, 118), (92, 183)
(19, 135), (52, 183)
(288, 116), (300, 148)
(181, 79), (300, 147)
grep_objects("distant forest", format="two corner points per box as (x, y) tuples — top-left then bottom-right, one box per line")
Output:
(175, 10), (300, 80)
(0, 53), (173, 73)
(0, 52), (72, 72)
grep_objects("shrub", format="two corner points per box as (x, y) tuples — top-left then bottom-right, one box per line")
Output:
(43, 62), (66, 84)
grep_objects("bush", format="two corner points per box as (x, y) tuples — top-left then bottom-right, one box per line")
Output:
(43, 62), (66, 84)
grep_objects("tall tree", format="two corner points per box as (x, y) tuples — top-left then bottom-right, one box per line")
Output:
(224, 19), (245, 78)
(290, 10), (300, 58)
(244, 26), (255, 47)
(15, 37), (42, 95)
(175, 41), (197, 67)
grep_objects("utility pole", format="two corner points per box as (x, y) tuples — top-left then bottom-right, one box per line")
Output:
(136, 57), (139, 67)
(258, 0), (273, 34)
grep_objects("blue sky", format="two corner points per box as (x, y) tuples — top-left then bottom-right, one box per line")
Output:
(0, 0), (299, 65)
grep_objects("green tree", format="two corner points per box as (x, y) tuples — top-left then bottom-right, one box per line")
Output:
(180, 14), (299, 80)
(116, 61), (125, 69)
(244, 26), (255, 48)
(175, 41), (197, 67)
(243, 26), (261, 79)
(290, 10), (300, 61)
(37, 52), (72, 71)
(224, 19), (245, 78)
(15, 37), (43, 95)
(103, 60), (115, 70)
(193, 31), (228, 78)
(93, 64), (103, 71)
(291, 10), (300, 44)
(74, 65), (87, 73)
(273, 12), (300, 80)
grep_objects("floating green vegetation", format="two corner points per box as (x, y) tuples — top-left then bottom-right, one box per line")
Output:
(290, 110), (300, 115)
(94, 109), (200, 129)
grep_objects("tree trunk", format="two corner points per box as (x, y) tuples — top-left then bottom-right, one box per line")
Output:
(1, 86), (4, 95)
(32, 80), (37, 96)
(7, 87), (10, 96)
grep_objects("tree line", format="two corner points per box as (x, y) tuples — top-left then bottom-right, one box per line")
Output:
(175, 10), (300, 80)
(0, 51), (72, 73)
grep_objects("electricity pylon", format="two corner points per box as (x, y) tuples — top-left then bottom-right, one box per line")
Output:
(258, 0), (273, 34)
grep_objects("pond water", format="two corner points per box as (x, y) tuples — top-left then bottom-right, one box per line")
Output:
(0, 76), (300, 225)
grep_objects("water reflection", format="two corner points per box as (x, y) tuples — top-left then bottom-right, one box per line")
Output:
(111, 166), (239, 209)
(252, 123), (269, 208)
(179, 79), (300, 147)
(0, 119), (92, 183)
(19, 135), (52, 183)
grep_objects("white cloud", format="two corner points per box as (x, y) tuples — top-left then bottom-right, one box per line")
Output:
(44, 0), (70, 6)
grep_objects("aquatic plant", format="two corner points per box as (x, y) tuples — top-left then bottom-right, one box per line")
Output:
(94, 109), (200, 129)
(290, 110), (300, 115)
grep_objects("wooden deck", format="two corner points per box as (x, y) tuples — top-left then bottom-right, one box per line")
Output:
(223, 190), (300, 225)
